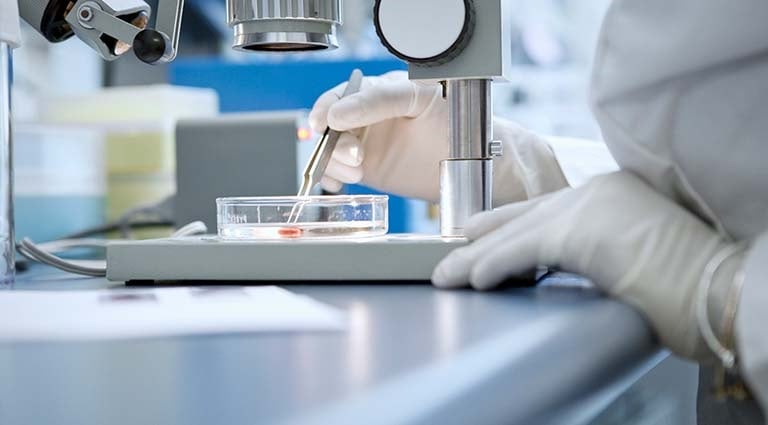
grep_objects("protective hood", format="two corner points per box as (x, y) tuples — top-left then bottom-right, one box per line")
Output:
(0, 0), (22, 48)
(590, 0), (768, 240)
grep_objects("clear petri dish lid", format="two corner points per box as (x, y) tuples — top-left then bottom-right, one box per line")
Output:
(216, 195), (388, 240)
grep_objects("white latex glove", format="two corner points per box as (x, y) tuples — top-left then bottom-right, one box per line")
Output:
(309, 71), (569, 204)
(432, 171), (743, 361)
(308, 71), (448, 201)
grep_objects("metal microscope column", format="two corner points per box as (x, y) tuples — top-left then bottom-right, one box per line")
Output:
(440, 79), (494, 237)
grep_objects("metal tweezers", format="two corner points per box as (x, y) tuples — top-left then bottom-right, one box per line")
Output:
(296, 69), (364, 196)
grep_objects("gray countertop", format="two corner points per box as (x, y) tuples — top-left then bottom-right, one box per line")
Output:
(0, 266), (697, 425)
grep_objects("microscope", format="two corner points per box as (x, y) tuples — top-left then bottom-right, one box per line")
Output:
(5, 0), (513, 283)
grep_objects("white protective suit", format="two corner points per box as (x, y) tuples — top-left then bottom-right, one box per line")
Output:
(590, 0), (768, 413)
(0, 0), (22, 48)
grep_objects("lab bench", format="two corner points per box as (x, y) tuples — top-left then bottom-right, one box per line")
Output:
(0, 266), (698, 425)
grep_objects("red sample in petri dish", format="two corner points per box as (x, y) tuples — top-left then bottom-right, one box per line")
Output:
(277, 227), (304, 238)
(216, 195), (388, 240)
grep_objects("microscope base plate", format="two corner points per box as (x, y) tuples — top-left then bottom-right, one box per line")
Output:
(106, 235), (465, 283)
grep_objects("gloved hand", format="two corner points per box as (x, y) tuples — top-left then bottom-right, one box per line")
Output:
(432, 171), (744, 361)
(308, 71), (448, 201)
(309, 71), (569, 203)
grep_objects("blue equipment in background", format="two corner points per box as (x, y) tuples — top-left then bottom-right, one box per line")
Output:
(169, 58), (406, 113)
(169, 57), (432, 233)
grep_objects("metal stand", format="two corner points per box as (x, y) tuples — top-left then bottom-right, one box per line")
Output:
(0, 43), (14, 287)
(440, 79), (495, 237)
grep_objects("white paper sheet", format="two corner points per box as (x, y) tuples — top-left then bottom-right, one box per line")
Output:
(0, 286), (346, 341)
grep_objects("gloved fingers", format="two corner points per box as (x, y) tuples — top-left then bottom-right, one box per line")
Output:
(308, 74), (388, 131)
(325, 157), (364, 184)
(309, 71), (418, 132)
(432, 229), (516, 288)
(309, 81), (348, 132)
(326, 80), (419, 131)
(431, 247), (474, 289)
(333, 133), (364, 167)
(432, 204), (554, 288)
(320, 176), (344, 193)
(381, 70), (409, 81)
(468, 231), (545, 290)
(465, 194), (553, 240)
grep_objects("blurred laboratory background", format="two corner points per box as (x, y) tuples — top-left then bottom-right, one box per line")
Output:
(11, 0), (611, 242)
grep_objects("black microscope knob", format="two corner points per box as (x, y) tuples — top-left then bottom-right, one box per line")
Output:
(133, 29), (167, 64)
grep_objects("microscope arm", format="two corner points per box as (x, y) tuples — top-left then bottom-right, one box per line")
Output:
(66, 0), (183, 63)
(20, 0), (345, 63)
(18, 0), (183, 63)
(149, 0), (184, 61)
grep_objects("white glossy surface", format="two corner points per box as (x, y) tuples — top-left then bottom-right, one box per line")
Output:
(377, 0), (466, 59)
(2, 266), (697, 425)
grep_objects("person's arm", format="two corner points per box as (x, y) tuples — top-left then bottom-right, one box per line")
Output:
(433, 170), (748, 364)
(308, 73), (616, 205)
(735, 232), (768, 412)
(546, 136), (619, 187)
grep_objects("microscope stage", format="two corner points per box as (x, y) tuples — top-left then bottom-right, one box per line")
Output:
(106, 235), (466, 284)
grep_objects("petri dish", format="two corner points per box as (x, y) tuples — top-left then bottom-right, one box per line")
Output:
(216, 195), (388, 240)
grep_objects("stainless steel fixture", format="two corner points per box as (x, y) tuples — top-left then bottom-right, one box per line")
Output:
(227, 0), (342, 52)
(0, 43), (14, 286)
(374, 0), (511, 236)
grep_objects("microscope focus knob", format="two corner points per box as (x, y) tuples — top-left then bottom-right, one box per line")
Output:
(489, 140), (503, 157)
(133, 29), (167, 64)
(374, 0), (475, 65)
